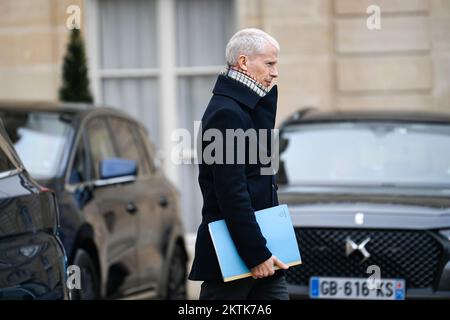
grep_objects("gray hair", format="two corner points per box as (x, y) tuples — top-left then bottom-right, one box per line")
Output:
(225, 28), (280, 66)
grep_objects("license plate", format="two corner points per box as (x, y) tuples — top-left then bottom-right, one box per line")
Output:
(309, 277), (405, 300)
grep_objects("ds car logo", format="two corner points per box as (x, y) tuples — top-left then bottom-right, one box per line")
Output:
(345, 237), (371, 263)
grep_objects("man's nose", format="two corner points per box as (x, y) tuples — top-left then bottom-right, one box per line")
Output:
(270, 67), (278, 78)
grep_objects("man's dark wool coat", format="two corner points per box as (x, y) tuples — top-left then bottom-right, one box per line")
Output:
(189, 74), (280, 281)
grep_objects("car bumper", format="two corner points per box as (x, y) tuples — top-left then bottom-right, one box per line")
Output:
(288, 284), (450, 300)
(0, 232), (68, 300)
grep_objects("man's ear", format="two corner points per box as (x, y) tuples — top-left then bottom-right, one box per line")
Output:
(237, 55), (248, 71)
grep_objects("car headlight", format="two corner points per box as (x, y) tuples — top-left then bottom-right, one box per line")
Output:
(19, 244), (41, 258)
(0, 244), (42, 268)
(439, 229), (450, 241)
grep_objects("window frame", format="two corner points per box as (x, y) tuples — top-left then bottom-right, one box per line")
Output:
(85, 0), (236, 185)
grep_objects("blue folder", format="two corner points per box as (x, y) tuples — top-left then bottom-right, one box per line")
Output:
(208, 204), (302, 282)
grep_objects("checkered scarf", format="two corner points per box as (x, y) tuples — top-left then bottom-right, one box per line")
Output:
(221, 66), (269, 97)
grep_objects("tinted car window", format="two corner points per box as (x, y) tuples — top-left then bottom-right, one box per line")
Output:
(0, 148), (15, 173)
(87, 117), (117, 180)
(279, 122), (450, 186)
(137, 127), (156, 173)
(0, 112), (71, 179)
(69, 135), (88, 184)
(108, 117), (149, 176)
(132, 125), (154, 174)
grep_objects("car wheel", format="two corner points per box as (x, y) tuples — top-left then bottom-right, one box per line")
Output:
(69, 248), (100, 300)
(166, 244), (187, 300)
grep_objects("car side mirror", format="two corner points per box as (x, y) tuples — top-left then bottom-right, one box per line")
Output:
(100, 158), (137, 180)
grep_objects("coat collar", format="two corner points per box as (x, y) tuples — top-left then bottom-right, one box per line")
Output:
(212, 74), (277, 110)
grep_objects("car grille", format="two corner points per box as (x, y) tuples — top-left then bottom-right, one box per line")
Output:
(287, 228), (443, 289)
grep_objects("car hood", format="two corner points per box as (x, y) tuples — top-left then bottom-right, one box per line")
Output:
(278, 186), (450, 230)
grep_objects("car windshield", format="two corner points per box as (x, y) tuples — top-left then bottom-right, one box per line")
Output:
(0, 111), (72, 179)
(278, 122), (450, 187)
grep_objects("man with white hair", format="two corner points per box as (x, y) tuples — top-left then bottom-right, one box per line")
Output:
(188, 28), (290, 300)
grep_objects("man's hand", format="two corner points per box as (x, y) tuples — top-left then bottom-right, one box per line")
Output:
(250, 255), (289, 279)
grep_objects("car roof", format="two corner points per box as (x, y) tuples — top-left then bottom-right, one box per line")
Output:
(281, 108), (450, 127)
(0, 100), (90, 113)
(0, 100), (137, 123)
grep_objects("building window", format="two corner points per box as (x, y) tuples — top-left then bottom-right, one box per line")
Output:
(99, 0), (158, 69)
(175, 0), (233, 68)
(88, 0), (235, 232)
(96, 0), (160, 146)
(175, 0), (234, 232)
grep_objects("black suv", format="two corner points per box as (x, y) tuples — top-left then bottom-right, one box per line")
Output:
(0, 119), (68, 299)
(277, 108), (450, 300)
(0, 101), (187, 299)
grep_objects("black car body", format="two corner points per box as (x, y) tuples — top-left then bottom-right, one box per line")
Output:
(0, 101), (187, 299)
(277, 109), (450, 300)
(0, 120), (68, 299)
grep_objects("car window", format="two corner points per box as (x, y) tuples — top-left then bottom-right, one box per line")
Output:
(69, 135), (88, 184)
(136, 127), (157, 173)
(108, 117), (149, 176)
(131, 126), (155, 174)
(86, 117), (117, 180)
(0, 111), (72, 179)
(0, 148), (15, 174)
(279, 122), (450, 187)
(0, 124), (16, 174)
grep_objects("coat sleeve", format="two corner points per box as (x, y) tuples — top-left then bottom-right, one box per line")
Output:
(206, 107), (272, 269)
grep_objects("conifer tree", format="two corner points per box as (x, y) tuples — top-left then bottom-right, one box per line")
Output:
(59, 29), (93, 102)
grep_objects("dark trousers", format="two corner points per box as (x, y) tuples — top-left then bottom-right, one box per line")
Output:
(199, 271), (289, 300)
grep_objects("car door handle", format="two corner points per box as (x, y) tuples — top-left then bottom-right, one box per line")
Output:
(158, 195), (169, 208)
(126, 201), (137, 214)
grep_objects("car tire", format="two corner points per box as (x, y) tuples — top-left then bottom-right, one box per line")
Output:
(69, 248), (100, 300)
(166, 244), (187, 300)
